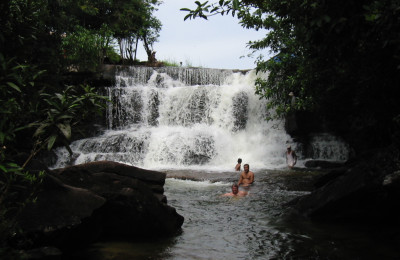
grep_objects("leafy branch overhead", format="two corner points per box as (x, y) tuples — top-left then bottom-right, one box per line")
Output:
(181, 0), (400, 150)
(181, 0), (242, 20)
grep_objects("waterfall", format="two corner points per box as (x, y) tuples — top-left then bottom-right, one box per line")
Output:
(51, 66), (348, 171)
(306, 133), (350, 162)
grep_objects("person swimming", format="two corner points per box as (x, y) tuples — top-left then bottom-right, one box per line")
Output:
(221, 184), (248, 197)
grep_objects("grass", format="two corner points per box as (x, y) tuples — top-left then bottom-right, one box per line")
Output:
(159, 58), (203, 68)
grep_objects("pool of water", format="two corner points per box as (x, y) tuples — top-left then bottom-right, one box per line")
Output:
(75, 169), (400, 259)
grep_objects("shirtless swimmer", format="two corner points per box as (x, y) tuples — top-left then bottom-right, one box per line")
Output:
(222, 184), (248, 197)
(237, 164), (254, 186)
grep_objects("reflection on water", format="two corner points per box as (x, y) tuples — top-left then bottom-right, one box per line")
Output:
(77, 169), (400, 260)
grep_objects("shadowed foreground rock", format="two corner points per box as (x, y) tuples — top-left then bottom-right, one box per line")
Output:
(288, 148), (400, 224)
(15, 161), (184, 255)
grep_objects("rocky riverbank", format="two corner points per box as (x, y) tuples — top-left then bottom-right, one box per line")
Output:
(288, 146), (400, 225)
(11, 161), (184, 259)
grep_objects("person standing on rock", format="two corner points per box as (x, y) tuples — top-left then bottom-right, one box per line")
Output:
(286, 145), (297, 169)
(235, 158), (242, 171)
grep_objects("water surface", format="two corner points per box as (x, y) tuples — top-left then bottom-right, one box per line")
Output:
(75, 169), (400, 259)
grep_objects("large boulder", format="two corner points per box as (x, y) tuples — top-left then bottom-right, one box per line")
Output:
(15, 161), (184, 253)
(52, 160), (167, 201)
(289, 148), (400, 224)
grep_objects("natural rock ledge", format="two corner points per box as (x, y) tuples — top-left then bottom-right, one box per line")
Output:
(14, 161), (184, 253)
(287, 148), (400, 224)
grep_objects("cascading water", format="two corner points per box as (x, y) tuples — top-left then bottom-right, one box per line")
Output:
(51, 67), (296, 170)
(51, 66), (349, 170)
(306, 133), (350, 161)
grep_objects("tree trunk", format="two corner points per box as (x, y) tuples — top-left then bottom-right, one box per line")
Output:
(134, 35), (139, 61)
(142, 35), (156, 64)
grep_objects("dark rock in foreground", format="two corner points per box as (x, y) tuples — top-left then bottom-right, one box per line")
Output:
(289, 148), (400, 224)
(15, 161), (184, 254)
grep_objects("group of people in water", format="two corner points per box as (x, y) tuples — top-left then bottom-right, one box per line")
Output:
(222, 158), (255, 197)
(223, 145), (298, 197)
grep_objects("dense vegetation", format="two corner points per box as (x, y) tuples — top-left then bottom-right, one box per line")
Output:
(0, 0), (161, 256)
(182, 0), (400, 153)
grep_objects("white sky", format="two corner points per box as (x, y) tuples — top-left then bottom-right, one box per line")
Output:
(136, 0), (270, 70)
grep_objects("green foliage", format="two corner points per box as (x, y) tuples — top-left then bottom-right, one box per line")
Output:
(0, 149), (46, 257)
(62, 25), (111, 71)
(112, 0), (162, 63)
(0, 52), (108, 255)
(181, 0), (242, 20)
(0, 54), (45, 151)
(160, 58), (202, 68)
(25, 84), (108, 167)
(105, 46), (121, 64)
(161, 59), (180, 67)
(0, 0), (120, 254)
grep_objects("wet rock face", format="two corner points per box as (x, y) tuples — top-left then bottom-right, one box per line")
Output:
(232, 92), (248, 132)
(148, 90), (160, 126)
(290, 147), (400, 224)
(16, 161), (184, 252)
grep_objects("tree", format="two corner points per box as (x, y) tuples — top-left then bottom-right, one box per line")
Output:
(1, 1), (109, 253)
(62, 25), (115, 71)
(141, 13), (162, 64)
(105, 0), (162, 64)
(181, 0), (400, 151)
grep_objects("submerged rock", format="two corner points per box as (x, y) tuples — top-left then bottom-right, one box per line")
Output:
(15, 161), (184, 253)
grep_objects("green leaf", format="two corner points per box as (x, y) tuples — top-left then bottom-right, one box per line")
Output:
(34, 123), (51, 137)
(47, 134), (57, 150)
(6, 82), (21, 92)
(56, 115), (74, 120)
(55, 93), (64, 101)
(7, 162), (18, 167)
(0, 165), (7, 172)
(57, 123), (71, 140)
(211, 7), (219, 13)
(33, 70), (46, 80)
(184, 14), (193, 21)
(233, 0), (239, 10)
(14, 124), (30, 132)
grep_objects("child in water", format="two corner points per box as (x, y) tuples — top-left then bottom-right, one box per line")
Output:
(235, 158), (242, 171)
